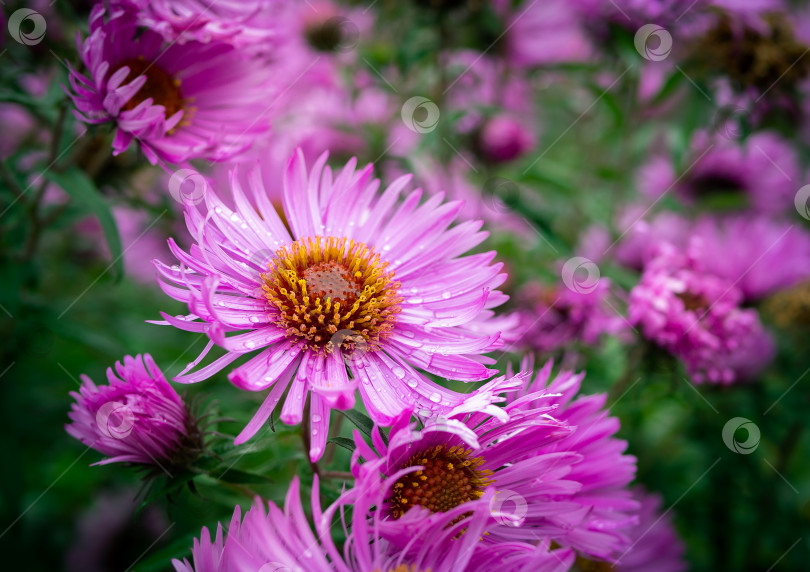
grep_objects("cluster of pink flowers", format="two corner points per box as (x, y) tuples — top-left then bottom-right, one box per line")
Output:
(65, 141), (685, 569)
(54, 0), (810, 569)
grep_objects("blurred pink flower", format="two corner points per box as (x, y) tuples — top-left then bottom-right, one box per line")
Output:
(496, 0), (592, 67)
(618, 213), (810, 301)
(476, 114), (536, 163)
(444, 51), (534, 133)
(637, 130), (802, 216)
(129, 0), (282, 47)
(67, 489), (169, 572)
(629, 243), (774, 384)
(68, 3), (275, 164)
(517, 278), (629, 354)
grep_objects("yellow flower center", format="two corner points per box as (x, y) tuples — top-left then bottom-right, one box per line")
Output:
(118, 58), (188, 121)
(388, 444), (492, 519)
(261, 236), (402, 353)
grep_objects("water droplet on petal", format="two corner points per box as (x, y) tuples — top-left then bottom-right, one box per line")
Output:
(311, 414), (322, 422)
(429, 392), (441, 403)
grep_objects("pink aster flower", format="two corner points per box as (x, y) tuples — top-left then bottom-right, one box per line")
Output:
(475, 114), (536, 164)
(637, 130), (802, 216)
(628, 243), (774, 384)
(174, 471), (574, 572)
(494, 0), (592, 67)
(172, 473), (572, 572)
(689, 215), (810, 302)
(154, 150), (509, 460)
(516, 278), (629, 355)
(65, 354), (201, 467)
(616, 488), (687, 572)
(128, 0), (281, 47)
(617, 213), (810, 302)
(350, 363), (638, 563)
(67, 3), (273, 165)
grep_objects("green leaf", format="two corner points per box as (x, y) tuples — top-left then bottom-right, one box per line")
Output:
(327, 436), (356, 452)
(137, 472), (196, 513)
(339, 408), (387, 445)
(44, 168), (124, 281)
(214, 468), (272, 485)
(338, 408), (374, 438)
(125, 531), (200, 572)
(651, 70), (684, 105)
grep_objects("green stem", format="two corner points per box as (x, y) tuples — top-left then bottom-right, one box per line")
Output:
(301, 397), (321, 477)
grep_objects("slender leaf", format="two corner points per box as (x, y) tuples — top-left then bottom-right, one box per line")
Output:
(45, 168), (124, 281)
(214, 467), (272, 485)
(338, 408), (374, 438)
(327, 436), (356, 452)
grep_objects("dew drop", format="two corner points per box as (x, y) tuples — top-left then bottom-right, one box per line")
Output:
(311, 414), (322, 422)
(407, 379), (418, 389)
(392, 366), (406, 379)
(442, 291), (451, 299)
(429, 392), (441, 403)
